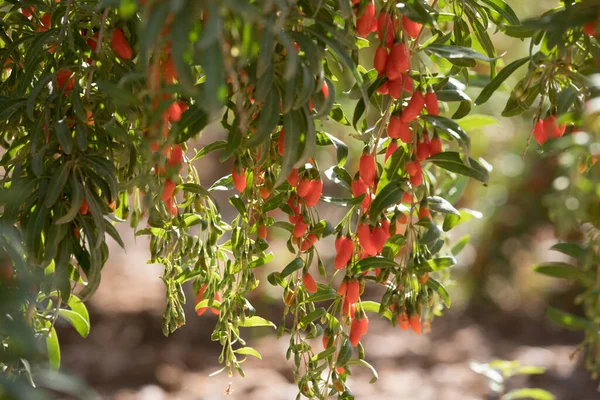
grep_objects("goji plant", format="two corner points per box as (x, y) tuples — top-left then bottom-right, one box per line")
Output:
(0, 0), (599, 398)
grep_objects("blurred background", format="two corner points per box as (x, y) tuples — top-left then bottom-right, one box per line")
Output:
(54, 1), (600, 399)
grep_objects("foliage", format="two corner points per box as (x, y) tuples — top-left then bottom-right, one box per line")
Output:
(0, 0), (598, 398)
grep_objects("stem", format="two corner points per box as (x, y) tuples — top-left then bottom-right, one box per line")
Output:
(85, 8), (110, 102)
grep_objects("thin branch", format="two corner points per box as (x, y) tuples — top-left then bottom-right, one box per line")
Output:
(85, 8), (110, 102)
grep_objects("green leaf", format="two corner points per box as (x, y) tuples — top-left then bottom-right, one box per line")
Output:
(377, 146), (406, 196)
(234, 347), (262, 360)
(175, 104), (208, 144)
(257, 22), (275, 78)
(351, 257), (399, 274)
(336, 337), (353, 367)
(247, 85), (280, 147)
(414, 257), (457, 273)
(427, 196), (460, 216)
(46, 327), (60, 371)
(27, 74), (53, 121)
(358, 301), (392, 321)
(316, 132), (348, 166)
(58, 309), (90, 338)
(55, 177), (83, 224)
(306, 285), (338, 302)
(479, 0), (520, 25)
(546, 307), (593, 331)
(54, 120), (73, 155)
(281, 257), (304, 278)
(321, 195), (364, 207)
(276, 110), (304, 187)
(425, 44), (502, 62)
(422, 115), (469, 143)
(550, 242), (586, 260)
(457, 114), (499, 132)
(451, 234), (471, 256)
(427, 278), (451, 308)
(474, 57), (529, 106)
(238, 316), (276, 328)
(369, 180), (405, 221)
(324, 165), (352, 190)
(191, 140), (226, 162)
(534, 263), (594, 285)
(347, 359), (379, 383)
(427, 152), (489, 184)
(503, 388), (555, 400)
(67, 295), (90, 328)
(311, 346), (337, 362)
(44, 162), (72, 207)
(299, 307), (327, 329)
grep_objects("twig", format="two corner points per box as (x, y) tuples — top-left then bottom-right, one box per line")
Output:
(85, 8), (110, 101)
(55, 0), (74, 49)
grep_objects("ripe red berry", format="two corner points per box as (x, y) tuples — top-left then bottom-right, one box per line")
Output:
(297, 178), (311, 198)
(79, 198), (89, 215)
(349, 318), (362, 346)
(321, 81), (330, 100)
(161, 179), (176, 201)
(377, 12), (395, 48)
(388, 116), (411, 143)
(418, 272), (429, 284)
(57, 69), (75, 92)
(402, 192), (413, 204)
(167, 101), (183, 122)
(357, 1), (376, 37)
(386, 43), (409, 81)
(409, 314), (421, 334)
(371, 224), (389, 253)
(322, 334), (330, 350)
(425, 91), (439, 116)
(21, 6), (34, 18)
(357, 223), (377, 256)
(416, 134), (431, 161)
(167, 144), (184, 169)
(400, 91), (425, 123)
(293, 219), (308, 239)
(410, 167), (423, 186)
(337, 280), (348, 296)
(385, 139), (398, 162)
(584, 21), (596, 36)
(302, 273), (318, 293)
(232, 166), (246, 192)
(406, 160), (420, 176)
(334, 237), (354, 270)
(397, 313), (410, 330)
(258, 224), (267, 240)
(342, 298), (356, 318)
(304, 179), (323, 207)
(111, 28), (133, 60)
(402, 15), (422, 39)
(418, 206), (431, 219)
(287, 168), (299, 187)
(533, 119), (546, 146)
(39, 13), (51, 32)
(359, 153), (377, 187)
(430, 135), (443, 155)
(377, 81), (389, 95)
(346, 280), (360, 304)
(374, 47), (388, 73)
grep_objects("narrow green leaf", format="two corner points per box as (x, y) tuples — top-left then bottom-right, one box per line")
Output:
(427, 278), (451, 308)
(369, 180), (405, 221)
(238, 316), (276, 328)
(44, 162), (72, 208)
(474, 57), (529, 106)
(534, 263), (594, 285)
(58, 309), (90, 338)
(281, 257), (304, 278)
(546, 307), (593, 331)
(234, 347), (262, 360)
(414, 256), (457, 273)
(351, 257), (399, 274)
(427, 152), (489, 184)
(46, 327), (60, 371)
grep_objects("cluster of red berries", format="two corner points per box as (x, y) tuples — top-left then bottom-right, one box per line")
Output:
(583, 8), (600, 37)
(532, 114), (566, 146)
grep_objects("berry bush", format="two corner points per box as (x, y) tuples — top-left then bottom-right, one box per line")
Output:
(0, 0), (599, 398)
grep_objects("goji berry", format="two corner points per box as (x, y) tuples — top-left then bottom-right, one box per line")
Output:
(302, 273), (317, 293)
